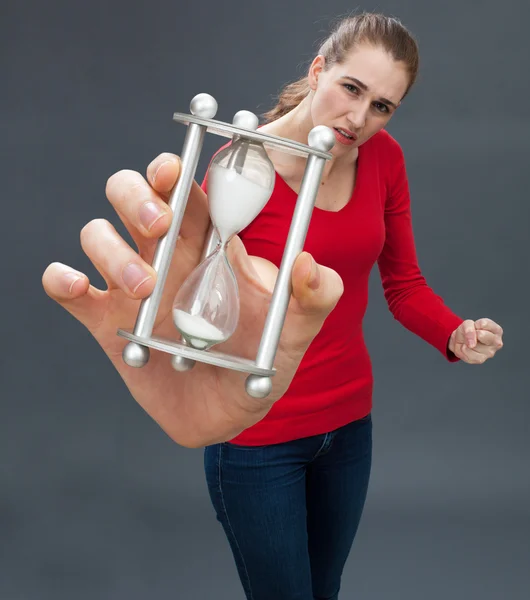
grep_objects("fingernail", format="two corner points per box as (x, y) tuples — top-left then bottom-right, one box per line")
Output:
(139, 202), (166, 231)
(153, 160), (173, 185)
(64, 271), (82, 294)
(122, 263), (151, 294)
(308, 257), (320, 290)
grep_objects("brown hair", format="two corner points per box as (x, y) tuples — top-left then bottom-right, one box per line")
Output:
(261, 12), (420, 123)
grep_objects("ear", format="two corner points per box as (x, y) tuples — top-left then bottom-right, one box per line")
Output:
(308, 55), (325, 90)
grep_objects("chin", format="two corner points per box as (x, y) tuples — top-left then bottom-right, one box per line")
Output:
(331, 142), (360, 156)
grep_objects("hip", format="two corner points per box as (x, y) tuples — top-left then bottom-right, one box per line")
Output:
(204, 413), (372, 478)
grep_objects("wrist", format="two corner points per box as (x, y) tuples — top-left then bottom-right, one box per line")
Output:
(447, 331), (456, 355)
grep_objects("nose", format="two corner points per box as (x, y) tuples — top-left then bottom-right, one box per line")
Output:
(347, 103), (370, 130)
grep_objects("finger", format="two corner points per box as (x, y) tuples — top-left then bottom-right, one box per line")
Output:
(80, 219), (156, 298)
(42, 262), (108, 332)
(225, 234), (277, 294)
(146, 153), (211, 244)
(287, 251), (344, 346)
(476, 329), (504, 349)
(225, 244), (344, 350)
(106, 169), (173, 241)
(290, 252), (344, 314)
(456, 319), (477, 348)
(460, 344), (489, 364)
(475, 318), (503, 336)
(113, 206), (158, 264)
(146, 153), (181, 196)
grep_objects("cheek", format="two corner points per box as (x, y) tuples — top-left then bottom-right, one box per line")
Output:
(364, 114), (392, 136)
(312, 88), (346, 120)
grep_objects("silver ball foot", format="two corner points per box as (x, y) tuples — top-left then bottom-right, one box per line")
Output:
(190, 93), (218, 119)
(308, 125), (336, 152)
(245, 375), (273, 399)
(171, 354), (196, 372)
(122, 342), (150, 368)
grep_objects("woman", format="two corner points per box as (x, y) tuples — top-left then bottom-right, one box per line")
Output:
(42, 12), (504, 600)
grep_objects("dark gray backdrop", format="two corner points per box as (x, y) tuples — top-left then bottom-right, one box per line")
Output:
(2, 0), (529, 598)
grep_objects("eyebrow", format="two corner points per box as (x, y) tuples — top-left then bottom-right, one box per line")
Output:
(342, 76), (398, 109)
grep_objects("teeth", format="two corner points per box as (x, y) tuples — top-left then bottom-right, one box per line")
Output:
(337, 128), (353, 139)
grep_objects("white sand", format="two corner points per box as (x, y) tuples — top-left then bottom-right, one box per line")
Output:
(173, 309), (225, 349)
(208, 164), (272, 242)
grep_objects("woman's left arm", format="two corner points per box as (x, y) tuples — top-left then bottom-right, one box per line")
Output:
(377, 150), (504, 365)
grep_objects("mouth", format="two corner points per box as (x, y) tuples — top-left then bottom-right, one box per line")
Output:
(333, 127), (358, 145)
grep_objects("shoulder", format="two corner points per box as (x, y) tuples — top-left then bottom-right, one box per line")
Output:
(362, 129), (405, 165)
(362, 130), (407, 198)
(361, 131), (410, 205)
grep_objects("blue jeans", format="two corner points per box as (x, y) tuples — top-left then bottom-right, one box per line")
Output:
(203, 414), (372, 600)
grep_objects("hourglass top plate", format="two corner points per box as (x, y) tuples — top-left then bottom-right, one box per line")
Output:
(173, 113), (333, 160)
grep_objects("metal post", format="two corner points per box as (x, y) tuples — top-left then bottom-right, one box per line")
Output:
(245, 126), (335, 397)
(122, 94), (218, 368)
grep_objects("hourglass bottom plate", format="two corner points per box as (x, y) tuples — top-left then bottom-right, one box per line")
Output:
(117, 329), (276, 377)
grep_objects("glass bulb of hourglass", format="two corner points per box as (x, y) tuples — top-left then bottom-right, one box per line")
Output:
(172, 136), (275, 350)
(172, 245), (238, 350)
(207, 138), (276, 244)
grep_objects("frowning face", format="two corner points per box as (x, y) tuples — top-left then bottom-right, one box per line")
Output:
(308, 44), (410, 153)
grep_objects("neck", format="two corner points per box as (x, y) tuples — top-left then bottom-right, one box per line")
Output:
(264, 94), (358, 181)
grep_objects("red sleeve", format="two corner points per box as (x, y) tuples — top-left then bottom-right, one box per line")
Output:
(377, 148), (463, 362)
(200, 172), (208, 193)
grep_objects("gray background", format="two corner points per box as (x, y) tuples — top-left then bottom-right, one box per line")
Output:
(2, 0), (529, 598)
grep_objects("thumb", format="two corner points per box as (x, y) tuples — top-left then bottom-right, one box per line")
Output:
(455, 319), (477, 348)
(289, 251), (344, 338)
(228, 243), (343, 344)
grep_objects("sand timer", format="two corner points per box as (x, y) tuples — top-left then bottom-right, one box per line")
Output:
(117, 93), (335, 398)
(172, 114), (275, 350)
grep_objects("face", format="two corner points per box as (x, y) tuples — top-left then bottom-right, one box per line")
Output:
(308, 44), (410, 153)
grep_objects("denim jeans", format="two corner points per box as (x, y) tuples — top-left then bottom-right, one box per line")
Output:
(203, 414), (372, 600)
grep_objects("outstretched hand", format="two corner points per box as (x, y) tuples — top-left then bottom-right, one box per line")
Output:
(42, 153), (345, 447)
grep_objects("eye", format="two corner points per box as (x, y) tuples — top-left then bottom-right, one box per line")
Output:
(373, 102), (389, 114)
(343, 83), (359, 94)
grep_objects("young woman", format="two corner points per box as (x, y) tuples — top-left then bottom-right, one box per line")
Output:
(42, 12), (504, 600)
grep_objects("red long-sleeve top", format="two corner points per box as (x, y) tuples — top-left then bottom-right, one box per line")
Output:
(201, 129), (463, 446)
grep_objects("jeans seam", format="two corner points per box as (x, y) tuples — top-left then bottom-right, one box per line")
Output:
(311, 432), (333, 461)
(218, 444), (255, 600)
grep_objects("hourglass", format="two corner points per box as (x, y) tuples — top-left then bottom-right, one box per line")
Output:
(172, 120), (275, 350)
(117, 93), (335, 398)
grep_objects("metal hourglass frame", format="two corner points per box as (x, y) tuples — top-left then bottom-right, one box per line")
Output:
(117, 93), (335, 399)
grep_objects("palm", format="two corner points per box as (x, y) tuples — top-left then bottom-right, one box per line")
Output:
(80, 235), (301, 445)
(42, 157), (342, 447)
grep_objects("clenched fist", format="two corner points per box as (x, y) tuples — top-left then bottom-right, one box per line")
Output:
(449, 318), (504, 364)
